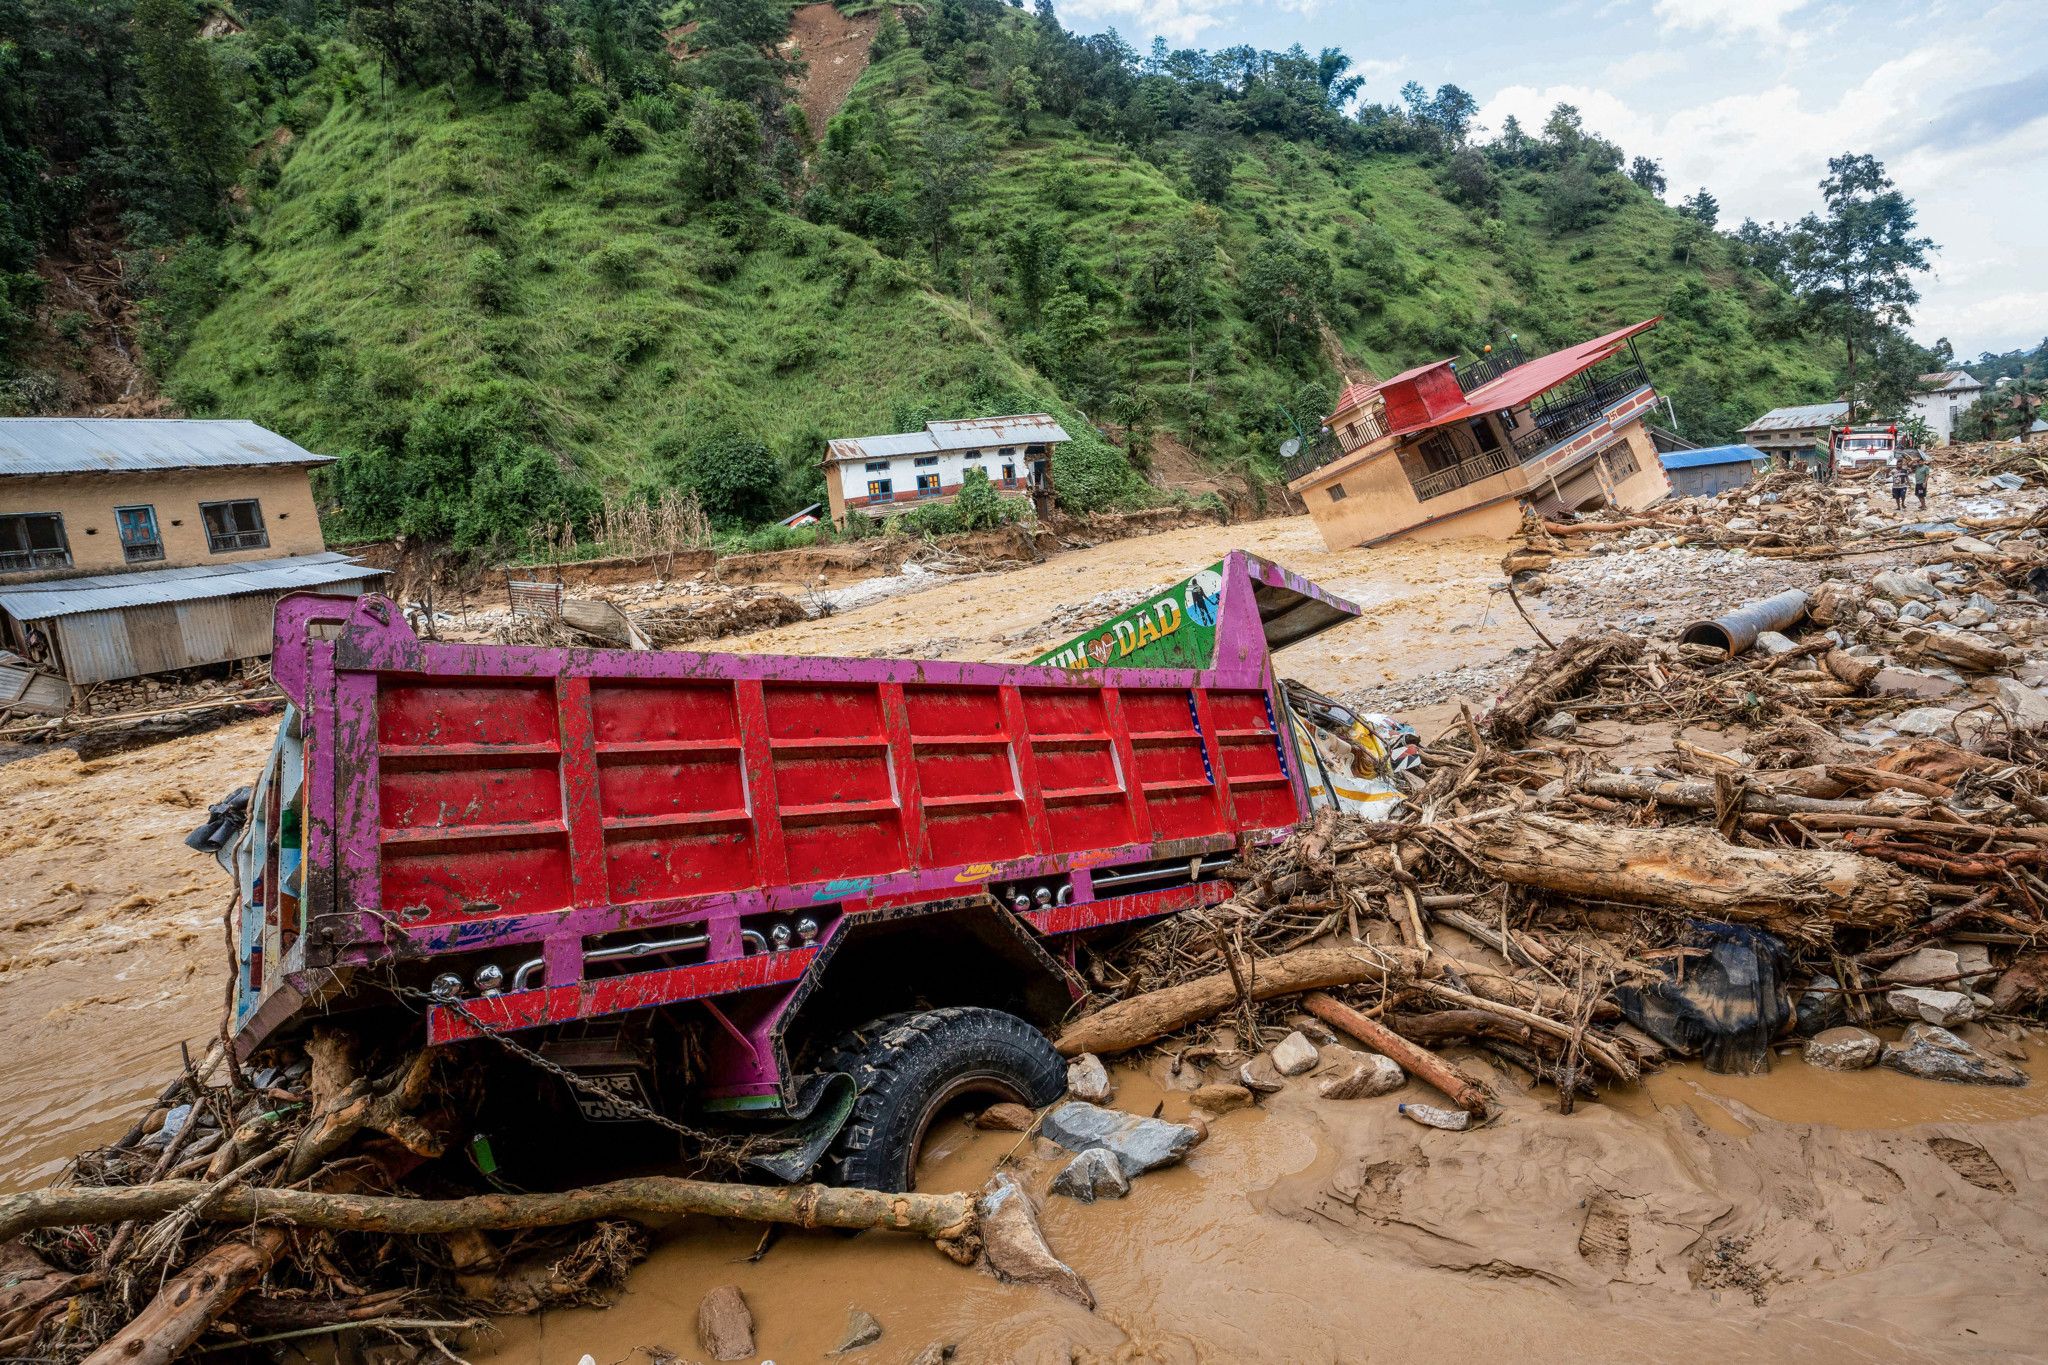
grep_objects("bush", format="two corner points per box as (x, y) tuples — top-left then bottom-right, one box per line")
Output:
(466, 248), (515, 312)
(271, 317), (340, 380)
(526, 92), (578, 151)
(624, 92), (677, 133)
(570, 88), (612, 135)
(319, 190), (363, 236)
(461, 204), (504, 237)
(662, 425), (781, 524)
(602, 117), (649, 156)
(592, 240), (639, 288)
(896, 499), (962, 537)
(952, 466), (1013, 530)
(1052, 429), (1144, 513)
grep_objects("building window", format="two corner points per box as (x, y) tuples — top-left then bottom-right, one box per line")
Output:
(1002, 462), (1016, 483)
(864, 460), (890, 472)
(200, 499), (268, 553)
(913, 455), (940, 468)
(0, 512), (69, 572)
(1327, 483), (1348, 502)
(867, 479), (893, 500)
(116, 505), (164, 563)
(917, 473), (941, 497)
(1604, 443), (1640, 480)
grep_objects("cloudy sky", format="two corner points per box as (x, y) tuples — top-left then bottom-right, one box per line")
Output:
(1052, 0), (2048, 359)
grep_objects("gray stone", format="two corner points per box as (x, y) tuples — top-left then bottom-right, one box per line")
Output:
(1878, 946), (1962, 987)
(1804, 1026), (1882, 1071)
(1968, 592), (2000, 612)
(1953, 942), (1997, 988)
(1867, 598), (1900, 622)
(1316, 1050), (1405, 1099)
(1881, 1024), (2029, 1086)
(1534, 710), (1578, 738)
(1887, 986), (1978, 1026)
(1049, 1147), (1131, 1203)
(1870, 667), (1959, 700)
(1873, 569), (1941, 602)
(831, 1308), (884, 1355)
(1065, 1052), (1113, 1103)
(1270, 1031), (1320, 1076)
(1038, 1101), (1202, 1178)
(1891, 707), (1959, 737)
(1953, 607), (1991, 627)
(1238, 1054), (1285, 1094)
(1796, 974), (1844, 1033)
(1989, 472), (2027, 490)
(978, 1174), (1094, 1306)
(1754, 630), (1800, 655)
(1993, 677), (2048, 731)
(697, 1286), (755, 1362)
(1950, 535), (2001, 556)
(1900, 600), (1933, 622)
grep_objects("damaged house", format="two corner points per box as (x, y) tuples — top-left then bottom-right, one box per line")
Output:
(1287, 320), (1672, 549)
(0, 418), (384, 699)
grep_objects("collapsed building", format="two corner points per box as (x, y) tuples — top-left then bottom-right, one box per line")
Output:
(1287, 319), (1672, 549)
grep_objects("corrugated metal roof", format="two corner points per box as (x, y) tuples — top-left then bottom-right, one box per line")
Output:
(1659, 444), (1769, 471)
(1917, 370), (1982, 391)
(0, 552), (383, 622)
(0, 419), (334, 478)
(1740, 402), (1849, 434)
(826, 414), (1070, 464)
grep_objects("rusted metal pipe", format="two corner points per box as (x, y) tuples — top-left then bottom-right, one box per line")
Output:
(1679, 589), (1810, 657)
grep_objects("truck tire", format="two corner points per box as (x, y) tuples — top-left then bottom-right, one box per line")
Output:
(820, 1007), (1065, 1192)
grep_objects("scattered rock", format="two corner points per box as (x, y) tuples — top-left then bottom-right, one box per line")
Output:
(697, 1285), (755, 1362)
(1238, 1054), (1286, 1094)
(1795, 973), (1844, 1033)
(831, 1307), (883, 1355)
(1891, 707), (1959, 737)
(1953, 942), (1997, 988)
(1269, 1031), (1320, 1076)
(1950, 535), (2001, 556)
(1191, 1083), (1254, 1113)
(1869, 667), (1959, 700)
(1754, 630), (1799, 655)
(1868, 598), (1900, 622)
(1881, 1024), (2029, 1086)
(1887, 986), (1978, 1026)
(1873, 569), (1941, 602)
(978, 1173), (1094, 1307)
(1049, 1147), (1131, 1203)
(1534, 710), (1578, 738)
(1952, 607), (1991, 627)
(1316, 1050), (1405, 1099)
(1397, 1102), (1471, 1131)
(906, 1345), (955, 1365)
(973, 1102), (1035, 1132)
(1900, 600), (1933, 622)
(1993, 677), (2048, 731)
(1038, 1101), (1202, 1177)
(1066, 1053), (1113, 1103)
(1804, 1026), (1882, 1071)
(1878, 947), (1962, 987)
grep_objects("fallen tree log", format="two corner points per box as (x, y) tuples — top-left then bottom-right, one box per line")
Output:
(1576, 774), (2048, 845)
(1388, 1009), (1536, 1048)
(1460, 811), (1925, 930)
(82, 1228), (287, 1365)
(0, 1177), (976, 1247)
(1054, 944), (1430, 1057)
(1486, 633), (1643, 744)
(1300, 992), (1493, 1117)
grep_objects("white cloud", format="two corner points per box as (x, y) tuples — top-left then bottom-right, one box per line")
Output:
(1053, 0), (1231, 45)
(1478, 37), (2048, 353)
(1652, 0), (1814, 41)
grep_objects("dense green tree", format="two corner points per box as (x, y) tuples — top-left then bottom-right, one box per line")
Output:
(1000, 65), (1042, 136)
(1783, 153), (1935, 420)
(910, 127), (989, 259)
(132, 0), (239, 210)
(1239, 236), (1333, 363)
(685, 96), (761, 201)
(1186, 136), (1232, 202)
(1677, 187), (1719, 228)
(671, 425), (782, 523)
(1628, 156), (1665, 195)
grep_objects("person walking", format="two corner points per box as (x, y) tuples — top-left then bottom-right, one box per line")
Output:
(1911, 452), (1931, 510)
(1889, 459), (1910, 513)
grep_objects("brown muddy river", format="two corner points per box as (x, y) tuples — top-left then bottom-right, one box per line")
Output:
(3, 521), (2044, 1362)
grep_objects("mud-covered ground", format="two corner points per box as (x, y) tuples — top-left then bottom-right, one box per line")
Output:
(4, 504), (2045, 1362)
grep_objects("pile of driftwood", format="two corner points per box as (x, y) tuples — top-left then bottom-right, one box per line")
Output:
(0, 1024), (1086, 1363)
(1056, 601), (2048, 1115)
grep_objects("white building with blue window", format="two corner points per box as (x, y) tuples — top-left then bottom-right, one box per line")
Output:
(823, 415), (1069, 526)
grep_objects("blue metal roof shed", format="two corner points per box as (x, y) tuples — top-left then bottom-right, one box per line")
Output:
(1659, 444), (1769, 498)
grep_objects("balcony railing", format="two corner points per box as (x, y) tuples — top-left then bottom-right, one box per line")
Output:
(1410, 445), (1516, 501)
(1510, 363), (1652, 461)
(1453, 341), (1529, 394)
(1282, 430), (1344, 483)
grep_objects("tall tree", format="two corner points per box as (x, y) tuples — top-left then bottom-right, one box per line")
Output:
(1677, 187), (1719, 228)
(131, 0), (238, 214)
(1628, 156), (1666, 195)
(1784, 153), (1935, 420)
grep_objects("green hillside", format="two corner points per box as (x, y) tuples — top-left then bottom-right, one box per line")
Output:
(3, 0), (1843, 553)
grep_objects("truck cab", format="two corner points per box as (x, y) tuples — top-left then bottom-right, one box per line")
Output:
(1832, 423), (1908, 471)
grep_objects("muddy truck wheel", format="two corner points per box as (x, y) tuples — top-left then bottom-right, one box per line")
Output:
(821, 1007), (1065, 1192)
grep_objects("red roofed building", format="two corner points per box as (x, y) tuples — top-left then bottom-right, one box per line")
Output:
(1289, 320), (1672, 548)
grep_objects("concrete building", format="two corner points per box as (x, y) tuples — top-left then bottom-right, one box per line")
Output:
(1659, 444), (1769, 499)
(1287, 320), (1671, 549)
(1909, 370), (1984, 446)
(0, 419), (383, 688)
(824, 415), (1068, 526)
(1738, 402), (1850, 465)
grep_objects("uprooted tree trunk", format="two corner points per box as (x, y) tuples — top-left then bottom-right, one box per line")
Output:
(1299, 992), (1493, 1117)
(1485, 632), (1642, 745)
(82, 1229), (287, 1365)
(1053, 943), (1432, 1057)
(1459, 811), (1925, 932)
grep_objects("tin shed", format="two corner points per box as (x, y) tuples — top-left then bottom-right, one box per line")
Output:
(1659, 445), (1770, 499)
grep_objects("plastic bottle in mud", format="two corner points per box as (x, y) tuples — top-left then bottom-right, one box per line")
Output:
(1397, 1102), (1470, 1131)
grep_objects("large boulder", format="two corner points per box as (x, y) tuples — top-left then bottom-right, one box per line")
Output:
(1878, 947), (1962, 987)
(1804, 1026), (1882, 1071)
(1066, 1052), (1113, 1103)
(1887, 986), (1978, 1026)
(1317, 1050), (1405, 1099)
(1881, 1023), (2029, 1086)
(1039, 1101), (1202, 1178)
(1873, 569), (1941, 602)
(1994, 677), (2048, 731)
(1269, 1031), (1321, 1077)
(1049, 1147), (1131, 1203)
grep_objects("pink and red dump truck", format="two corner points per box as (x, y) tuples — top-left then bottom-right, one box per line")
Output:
(216, 551), (1395, 1188)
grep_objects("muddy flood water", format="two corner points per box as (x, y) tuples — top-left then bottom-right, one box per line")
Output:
(3, 518), (2046, 1362)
